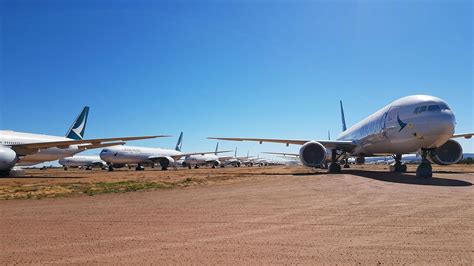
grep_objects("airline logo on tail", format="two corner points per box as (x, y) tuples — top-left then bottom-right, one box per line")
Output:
(175, 132), (183, 151)
(66, 106), (89, 140)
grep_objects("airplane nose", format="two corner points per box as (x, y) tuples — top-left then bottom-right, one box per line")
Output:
(426, 110), (455, 141)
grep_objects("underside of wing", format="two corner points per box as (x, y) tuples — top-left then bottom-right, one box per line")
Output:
(262, 152), (299, 157)
(208, 137), (356, 152)
(11, 135), (169, 155)
(452, 133), (473, 139)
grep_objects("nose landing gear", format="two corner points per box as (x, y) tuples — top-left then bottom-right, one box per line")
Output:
(416, 149), (432, 178)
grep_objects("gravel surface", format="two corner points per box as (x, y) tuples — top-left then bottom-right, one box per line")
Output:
(1, 165), (472, 264)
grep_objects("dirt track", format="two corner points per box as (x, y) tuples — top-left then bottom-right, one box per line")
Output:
(1, 165), (473, 264)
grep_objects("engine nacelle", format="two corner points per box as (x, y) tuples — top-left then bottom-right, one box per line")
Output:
(212, 160), (220, 167)
(355, 156), (365, 165)
(157, 156), (175, 169)
(428, 139), (463, 165)
(0, 147), (17, 173)
(299, 141), (326, 167)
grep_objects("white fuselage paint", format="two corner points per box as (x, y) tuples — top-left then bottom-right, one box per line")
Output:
(183, 154), (219, 166)
(337, 95), (455, 156)
(59, 155), (106, 168)
(99, 145), (182, 165)
(0, 130), (80, 165)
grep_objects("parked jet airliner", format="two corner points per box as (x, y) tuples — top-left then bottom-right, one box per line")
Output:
(0, 106), (167, 176)
(209, 95), (473, 178)
(100, 132), (231, 171)
(59, 155), (107, 170)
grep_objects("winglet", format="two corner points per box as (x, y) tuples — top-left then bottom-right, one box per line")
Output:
(340, 100), (347, 132)
(66, 106), (89, 140)
(175, 132), (183, 151)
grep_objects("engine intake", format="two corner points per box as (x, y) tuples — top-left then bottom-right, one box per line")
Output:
(157, 156), (175, 169)
(299, 141), (326, 167)
(428, 139), (463, 165)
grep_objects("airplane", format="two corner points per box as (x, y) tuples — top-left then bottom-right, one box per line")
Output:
(219, 147), (255, 167)
(0, 106), (167, 176)
(209, 95), (473, 178)
(100, 132), (231, 171)
(182, 143), (232, 169)
(59, 155), (107, 170)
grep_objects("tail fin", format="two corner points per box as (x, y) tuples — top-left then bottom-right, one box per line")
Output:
(340, 100), (347, 132)
(328, 130), (331, 140)
(175, 132), (183, 151)
(65, 106), (89, 140)
(215, 142), (219, 155)
(234, 147), (237, 157)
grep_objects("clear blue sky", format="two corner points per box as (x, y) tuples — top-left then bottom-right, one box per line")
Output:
(1, 0), (472, 156)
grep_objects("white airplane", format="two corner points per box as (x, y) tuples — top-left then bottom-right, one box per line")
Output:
(59, 155), (107, 170)
(0, 106), (166, 176)
(209, 95), (473, 178)
(100, 132), (230, 171)
(219, 148), (255, 167)
(182, 143), (232, 169)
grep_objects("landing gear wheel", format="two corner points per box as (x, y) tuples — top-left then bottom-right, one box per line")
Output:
(135, 165), (145, 171)
(64, 167), (68, 171)
(416, 149), (433, 178)
(0, 170), (11, 177)
(194, 165), (199, 169)
(390, 154), (407, 173)
(108, 165), (114, 172)
(188, 165), (192, 169)
(162, 167), (168, 171)
(329, 163), (342, 173)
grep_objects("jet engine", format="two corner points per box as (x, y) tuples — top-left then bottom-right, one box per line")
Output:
(0, 147), (17, 176)
(157, 156), (175, 170)
(355, 156), (365, 165)
(298, 141), (326, 167)
(428, 139), (463, 165)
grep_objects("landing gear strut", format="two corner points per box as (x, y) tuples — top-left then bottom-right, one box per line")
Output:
(416, 149), (432, 178)
(135, 164), (145, 171)
(108, 165), (114, 172)
(390, 154), (407, 172)
(343, 158), (350, 168)
(328, 149), (342, 173)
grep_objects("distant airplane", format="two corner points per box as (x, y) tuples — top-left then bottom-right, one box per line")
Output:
(182, 143), (232, 169)
(100, 132), (230, 171)
(209, 95), (473, 178)
(59, 155), (107, 170)
(0, 106), (166, 176)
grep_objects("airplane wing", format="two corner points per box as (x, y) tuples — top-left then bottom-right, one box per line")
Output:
(11, 135), (169, 155)
(77, 141), (126, 151)
(208, 137), (356, 151)
(452, 133), (473, 139)
(262, 152), (299, 157)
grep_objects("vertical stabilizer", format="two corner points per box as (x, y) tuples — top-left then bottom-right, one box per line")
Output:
(175, 132), (183, 151)
(340, 100), (347, 132)
(328, 130), (331, 140)
(215, 142), (219, 155)
(234, 147), (237, 157)
(66, 106), (89, 140)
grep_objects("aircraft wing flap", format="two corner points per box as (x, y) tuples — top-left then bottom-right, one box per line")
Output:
(10, 135), (169, 155)
(452, 133), (473, 139)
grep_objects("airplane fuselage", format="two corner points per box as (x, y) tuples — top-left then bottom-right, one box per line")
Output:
(337, 95), (455, 156)
(100, 145), (182, 165)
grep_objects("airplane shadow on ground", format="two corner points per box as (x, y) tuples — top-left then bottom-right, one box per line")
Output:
(343, 170), (472, 187)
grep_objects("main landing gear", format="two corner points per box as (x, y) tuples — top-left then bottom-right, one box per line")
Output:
(135, 164), (145, 171)
(328, 149), (342, 173)
(343, 158), (350, 168)
(390, 154), (407, 173)
(416, 149), (432, 178)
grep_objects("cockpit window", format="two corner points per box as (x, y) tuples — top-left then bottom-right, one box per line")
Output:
(418, 106), (427, 113)
(439, 103), (450, 110)
(102, 149), (110, 153)
(428, 105), (441, 112)
(414, 107), (420, 114)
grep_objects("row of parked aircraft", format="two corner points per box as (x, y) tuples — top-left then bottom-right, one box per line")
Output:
(0, 95), (472, 178)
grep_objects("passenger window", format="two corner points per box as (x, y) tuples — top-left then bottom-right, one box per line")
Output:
(414, 107), (420, 114)
(428, 105), (441, 112)
(419, 106), (427, 113)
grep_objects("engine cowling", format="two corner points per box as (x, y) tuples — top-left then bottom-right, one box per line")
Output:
(428, 139), (463, 165)
(157, 156), (175, 169)
(299, 141), (326, 167)
(0, 147), (17, 173)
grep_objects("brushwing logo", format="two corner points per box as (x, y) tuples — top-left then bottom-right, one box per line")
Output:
(397, 113), (407, 132)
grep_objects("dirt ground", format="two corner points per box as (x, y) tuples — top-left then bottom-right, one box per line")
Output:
(0, 165), (473, 264)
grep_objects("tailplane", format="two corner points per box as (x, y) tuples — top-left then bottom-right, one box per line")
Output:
(175, 132), (183, 151)
(340, 100), (347, 132)
(65, 106), (89, 140)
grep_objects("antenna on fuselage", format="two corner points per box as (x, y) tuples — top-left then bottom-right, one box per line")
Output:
(340, 100), (347, 132)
